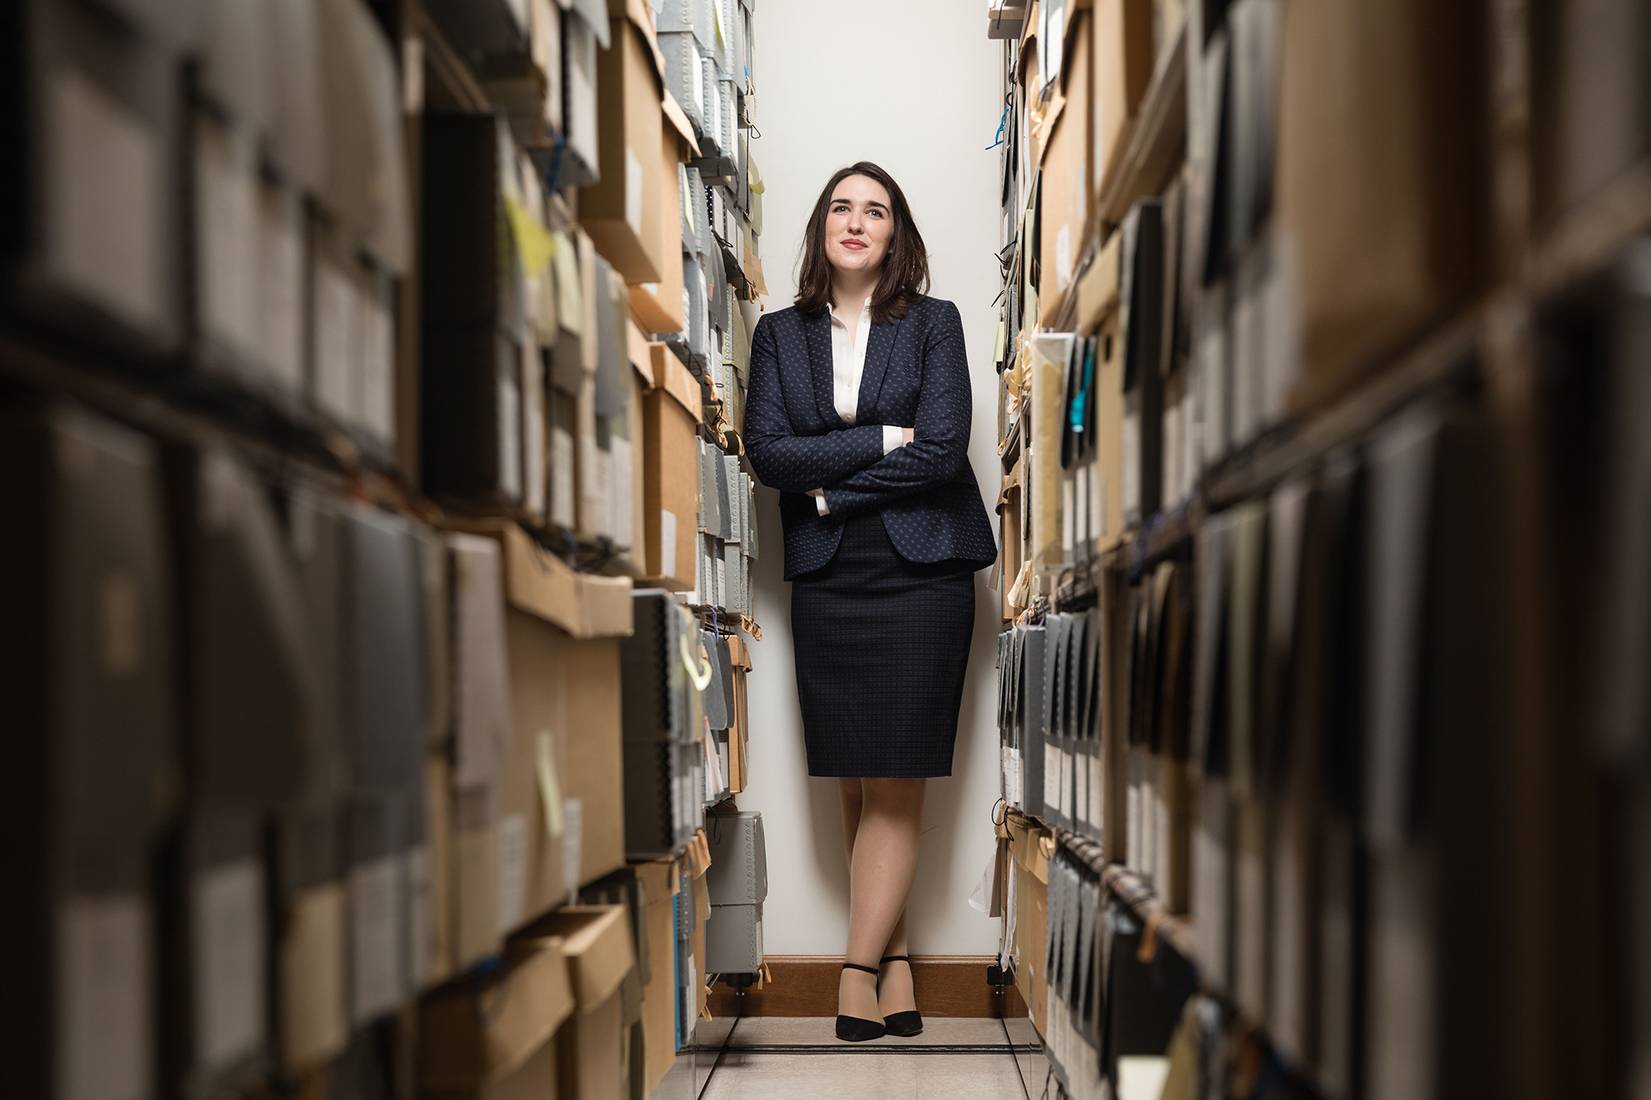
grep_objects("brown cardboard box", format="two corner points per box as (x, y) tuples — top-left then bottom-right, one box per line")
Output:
(1038, 11), (1093, 321)
(627, 113), (696, 334)
(641, 343), (702, 589)
(634, 859), (681, 1093)
(470, 522), (632, 932)
(516, 906), (635, 1100)
(1092, 0), (1155, 195)
(1008, 814), (1051, 1038)
(579, 3), (667, 283)
(418, 935), (573, 1096)
(1277, 0), (1487, 409)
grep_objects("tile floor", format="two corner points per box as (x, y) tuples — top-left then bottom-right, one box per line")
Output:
(649, 1017), (1052, 1100)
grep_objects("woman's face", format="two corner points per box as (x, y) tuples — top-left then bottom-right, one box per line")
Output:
(823, 174), (895, 278)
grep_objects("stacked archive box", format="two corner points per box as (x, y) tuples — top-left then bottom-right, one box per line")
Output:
(2, 0), (768, 1096)
(987, 0), (1651, 1098)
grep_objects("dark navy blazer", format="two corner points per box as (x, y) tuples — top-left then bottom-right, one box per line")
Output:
(744, 294), (999, 580)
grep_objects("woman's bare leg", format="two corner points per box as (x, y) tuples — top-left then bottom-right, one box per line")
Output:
(878, 909), (916, 1016)
(837, 777), (925, 1021)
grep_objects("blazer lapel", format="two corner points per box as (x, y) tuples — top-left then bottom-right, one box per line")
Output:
(803, 308), (845, 428)
(856, 312), (903, 419)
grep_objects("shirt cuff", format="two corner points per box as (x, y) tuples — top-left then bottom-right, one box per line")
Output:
(882, 425), (904, 454)
(815, 492), (830, 517)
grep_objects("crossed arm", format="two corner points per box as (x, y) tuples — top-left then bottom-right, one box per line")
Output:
(742, 301), (973, 519)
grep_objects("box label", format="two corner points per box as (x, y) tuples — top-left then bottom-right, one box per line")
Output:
(58, 894), (149, 1100)
(562, 798), (584, 903)
(660, 509), (678, 577)
(497, 813), (527, 933)
(192, 858), (266, 1070)
(625, 147), (645, 236)
(1055, 224), (1072, 292)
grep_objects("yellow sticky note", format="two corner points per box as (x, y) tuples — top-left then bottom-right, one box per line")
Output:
(535, 729), (565, 838)
(504, 194), (556, 277)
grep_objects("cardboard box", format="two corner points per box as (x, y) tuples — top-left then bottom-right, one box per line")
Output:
(1092, 0), (1155, 193)
(1009, 814), (1052, 1038)
(641, 344), (704, 589)
(628, 119), (695, 334)
(5, 402), (177, 1100)
(419, 934), (574, 1095)
(579, 1), (667, 282)
(514, 906), (635, 1100)
(634, 859), (682, 1093)
(1277, 0), (1487, 409)
(476, 522), (631, 931)
(1038, 9), (1092, 321)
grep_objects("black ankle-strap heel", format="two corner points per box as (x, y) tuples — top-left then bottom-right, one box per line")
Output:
(836, 962), (887, 1042)
(879, 955), (924, 1037)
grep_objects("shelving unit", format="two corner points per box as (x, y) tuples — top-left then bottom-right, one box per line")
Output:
(4, 0), (770, 1097)
(988, 1), (1651, 1098)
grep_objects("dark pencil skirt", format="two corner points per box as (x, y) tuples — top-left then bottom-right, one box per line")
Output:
(790, 511), (976, 778)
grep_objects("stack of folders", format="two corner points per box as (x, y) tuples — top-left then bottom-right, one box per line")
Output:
(698, 627), (734, 804)
(997, 625), (1048, 820)
(1045, 837), (1199, 1100)
(1119, 559), (1194, 915)
(693, 438), (757, 618)
(621, 590), (706, 860)
(1040, 611), (1104, 841)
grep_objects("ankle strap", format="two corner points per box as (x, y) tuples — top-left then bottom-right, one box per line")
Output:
(842, 961), (880, 975)
(880, 955), (911, 964)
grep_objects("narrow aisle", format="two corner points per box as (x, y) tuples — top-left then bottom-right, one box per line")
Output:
(653, 1018), (1046, 1100)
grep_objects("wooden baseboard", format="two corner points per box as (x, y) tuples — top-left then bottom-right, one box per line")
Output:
(705, 955), (1029, 1018)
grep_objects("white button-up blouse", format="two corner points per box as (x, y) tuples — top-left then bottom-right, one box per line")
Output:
(817, 295), (903, 515)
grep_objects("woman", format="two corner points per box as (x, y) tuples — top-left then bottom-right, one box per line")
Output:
(743, 161), (998, 1042)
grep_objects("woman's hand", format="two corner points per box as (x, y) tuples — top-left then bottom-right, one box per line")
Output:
(901, 426), (915, 446)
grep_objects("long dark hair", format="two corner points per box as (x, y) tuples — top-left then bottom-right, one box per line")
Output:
(794, 161), (930, 324)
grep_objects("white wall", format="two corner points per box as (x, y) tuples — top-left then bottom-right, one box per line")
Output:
(739, 0), (1006, 955)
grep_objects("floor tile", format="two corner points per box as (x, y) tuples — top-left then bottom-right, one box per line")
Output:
(699, 1051), (922, 1100)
